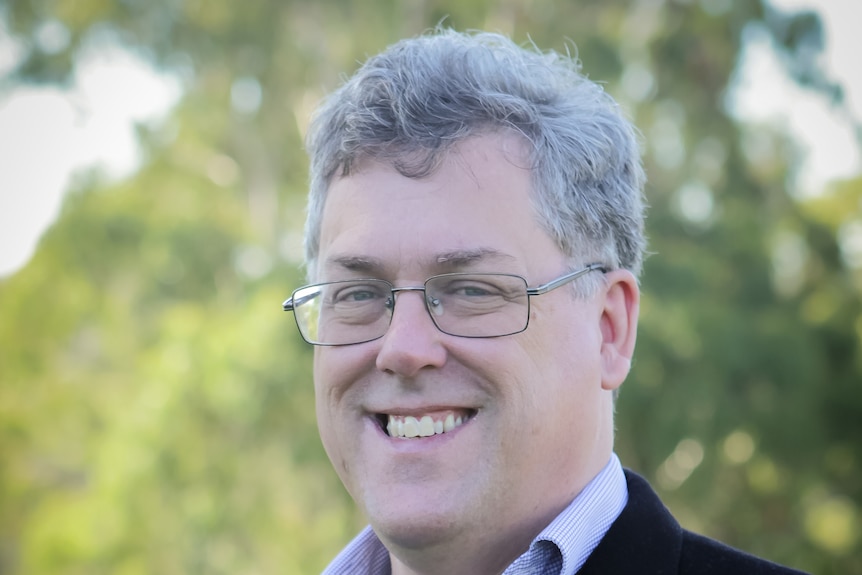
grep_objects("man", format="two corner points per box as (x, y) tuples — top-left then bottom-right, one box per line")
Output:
(282, 28), (808, 575)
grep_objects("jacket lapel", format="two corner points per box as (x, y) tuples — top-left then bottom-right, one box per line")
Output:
(578, 470), (683, 574)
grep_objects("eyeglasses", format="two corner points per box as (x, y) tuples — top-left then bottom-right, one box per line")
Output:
(282, 263), (607, 346)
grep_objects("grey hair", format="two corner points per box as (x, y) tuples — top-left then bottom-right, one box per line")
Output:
(303, 28), (646, 285)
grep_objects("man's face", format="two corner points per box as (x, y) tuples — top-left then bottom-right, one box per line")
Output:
(312, 133), (635, 559)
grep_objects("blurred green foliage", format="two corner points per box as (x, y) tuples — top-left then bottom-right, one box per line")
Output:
(1, 0), (860, 573)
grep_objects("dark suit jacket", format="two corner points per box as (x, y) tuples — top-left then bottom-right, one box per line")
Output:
(578, 471), (809, 574)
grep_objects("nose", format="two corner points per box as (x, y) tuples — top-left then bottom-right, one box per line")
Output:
(375, 288), (447, 378)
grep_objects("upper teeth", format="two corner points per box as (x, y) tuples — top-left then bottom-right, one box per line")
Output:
(387, 413), (464, 439)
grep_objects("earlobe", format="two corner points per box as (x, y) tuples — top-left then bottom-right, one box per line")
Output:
(599, 270), (640, 391)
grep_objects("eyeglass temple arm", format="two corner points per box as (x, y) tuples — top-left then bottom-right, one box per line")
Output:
(525, 263), (607, 296)
(283, 290), (320, 311)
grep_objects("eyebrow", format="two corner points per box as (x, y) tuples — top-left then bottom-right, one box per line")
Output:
(324, 248), (516, 277)
(326, 255), (386, 275)
(434, 248), (516, 269)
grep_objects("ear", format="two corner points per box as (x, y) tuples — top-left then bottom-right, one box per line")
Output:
(599, 269), (640, 391)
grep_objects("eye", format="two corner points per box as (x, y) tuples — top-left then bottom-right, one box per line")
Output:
(428, 275), (527, 312)
(330, 283), (387, 304)
(457, 284), (493, 297)
(444, 279), (506, 298)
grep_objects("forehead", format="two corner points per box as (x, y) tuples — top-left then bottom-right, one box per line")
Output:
(316, 133), (563, 280)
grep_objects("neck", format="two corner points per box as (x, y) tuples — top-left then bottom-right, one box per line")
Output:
(383, 470), (597, 575)
(387, 524), (533, 575)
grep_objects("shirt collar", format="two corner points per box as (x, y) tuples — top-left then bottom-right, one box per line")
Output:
(504, 453), (628, 575)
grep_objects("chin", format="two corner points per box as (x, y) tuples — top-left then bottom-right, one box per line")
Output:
(372, 511), (461, 551)
(360, 483), (471, 547)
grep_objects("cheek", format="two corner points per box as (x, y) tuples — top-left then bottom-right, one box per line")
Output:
(314, 378), (338, 462)
(312, 346), (377, 446)
(313, 346), (373, 401)
(543, 306), (603, 367)
(517, 310), (605, 423)
(313, 352), (350, 462)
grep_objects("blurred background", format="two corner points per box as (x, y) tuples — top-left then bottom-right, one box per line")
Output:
(0, 0), (860, 573)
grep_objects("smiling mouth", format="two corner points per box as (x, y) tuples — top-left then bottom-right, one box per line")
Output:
(376, 410), (477, 439)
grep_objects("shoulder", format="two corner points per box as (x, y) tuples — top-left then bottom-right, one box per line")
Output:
(680, 529), (809, 575)
(578, 469), (810, 575)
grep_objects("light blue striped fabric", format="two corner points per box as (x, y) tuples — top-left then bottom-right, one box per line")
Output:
(322, 454), (628, 574)
(503, 453), (628, 575)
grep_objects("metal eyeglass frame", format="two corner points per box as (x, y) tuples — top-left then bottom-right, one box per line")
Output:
(282, 262), (608, 345)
